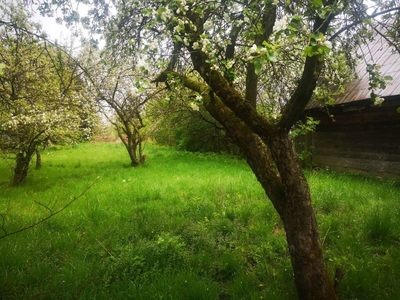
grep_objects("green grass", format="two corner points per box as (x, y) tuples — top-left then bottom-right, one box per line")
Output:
(1, 142), (400, 299)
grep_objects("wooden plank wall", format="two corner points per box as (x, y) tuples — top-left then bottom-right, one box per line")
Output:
(298, 101), (400, 179)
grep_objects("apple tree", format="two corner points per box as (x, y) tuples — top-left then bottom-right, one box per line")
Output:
(103, 1), (400, 298)
(0, 3), (97, 184)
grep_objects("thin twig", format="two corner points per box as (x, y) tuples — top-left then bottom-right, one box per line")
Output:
(321, 226), (331, 247)
(96, 238), (114, 257)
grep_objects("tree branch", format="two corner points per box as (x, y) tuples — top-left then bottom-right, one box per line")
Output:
(277, 14), (334, 132)
(245, 4), (276, 108)
(151, 41), (182, 87)
(174, 73), (285, 211)
(329, 7), (400, 41)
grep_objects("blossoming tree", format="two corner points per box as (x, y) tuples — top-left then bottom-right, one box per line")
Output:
(0, 4), (96, 184)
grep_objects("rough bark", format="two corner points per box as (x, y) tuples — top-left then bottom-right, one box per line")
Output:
(214, 94), (337, 299)
(267, 134), (337, 300)
(176, 75), (337, 299)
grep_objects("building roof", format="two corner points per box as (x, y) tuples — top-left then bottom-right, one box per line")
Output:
(307, 27), (400, 109)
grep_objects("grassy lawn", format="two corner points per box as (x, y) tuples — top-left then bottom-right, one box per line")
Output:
(1, 142), (400, 299)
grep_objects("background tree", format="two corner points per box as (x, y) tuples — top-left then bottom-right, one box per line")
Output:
(79, 48), (161, 166)
(147, 87), (239, 153)
(0, 3), (97, 184)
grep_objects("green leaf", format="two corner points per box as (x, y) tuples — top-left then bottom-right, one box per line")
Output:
(312, 0), (323, 7)
(317, 7), (330, 19)
(254, 60), (262, 75)
(274, 30), (282, 41)
(366, 64), (375, 72)
(0, 63), (5, 75)
(384, 75), (393, 81)
(174, 35), (182, 42)
(397, 107), (400, 114)
(267, 53), (277, 63)
(304, 46), (315, 57)
(288, 17), (302, 32)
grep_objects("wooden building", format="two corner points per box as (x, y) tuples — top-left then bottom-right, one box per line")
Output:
(298, 32), (400, 179)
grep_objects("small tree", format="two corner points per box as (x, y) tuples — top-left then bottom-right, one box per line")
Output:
(80, 48), (161, 166)
(103, 89), (148, 167)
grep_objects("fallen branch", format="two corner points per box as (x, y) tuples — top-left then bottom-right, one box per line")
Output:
(0, 177), (99, 239)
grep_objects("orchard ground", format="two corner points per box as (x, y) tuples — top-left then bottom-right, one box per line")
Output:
(0, 142), (399, 299)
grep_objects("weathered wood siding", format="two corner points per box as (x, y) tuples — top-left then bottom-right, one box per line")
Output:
(299, 99), (400, 179)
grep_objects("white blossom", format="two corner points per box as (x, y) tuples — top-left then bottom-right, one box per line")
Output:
(136, 58), (148, 69)
(225, 60), (234, 69)
(189, 102), (199, 111)
(324, 40), (332, 49)
(176, 5), (189, 14)
(159, 8), (172, 21)
(204, 20), (213, 31)
(130, 87), (140, 97)
(374, 96), (384, 106)
(273, 16), (288, 32)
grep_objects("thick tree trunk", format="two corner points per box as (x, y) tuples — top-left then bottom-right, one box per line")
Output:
(191, 84), (337, 299)
(177, 70), (337, 299)
(13, 151), (33, 185)
(237, 128), (337, 299)
(267, 134), (337, 300)
(232, 127), (337, 300)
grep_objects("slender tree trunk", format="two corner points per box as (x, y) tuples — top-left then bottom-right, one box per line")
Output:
(127, 138), (139, 167)
(115, 126), (140, 166)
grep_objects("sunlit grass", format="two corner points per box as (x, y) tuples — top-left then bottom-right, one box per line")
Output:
(1, 143), (399, 299)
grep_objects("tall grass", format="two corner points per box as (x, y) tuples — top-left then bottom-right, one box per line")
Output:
(0, 142), (399, 299)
